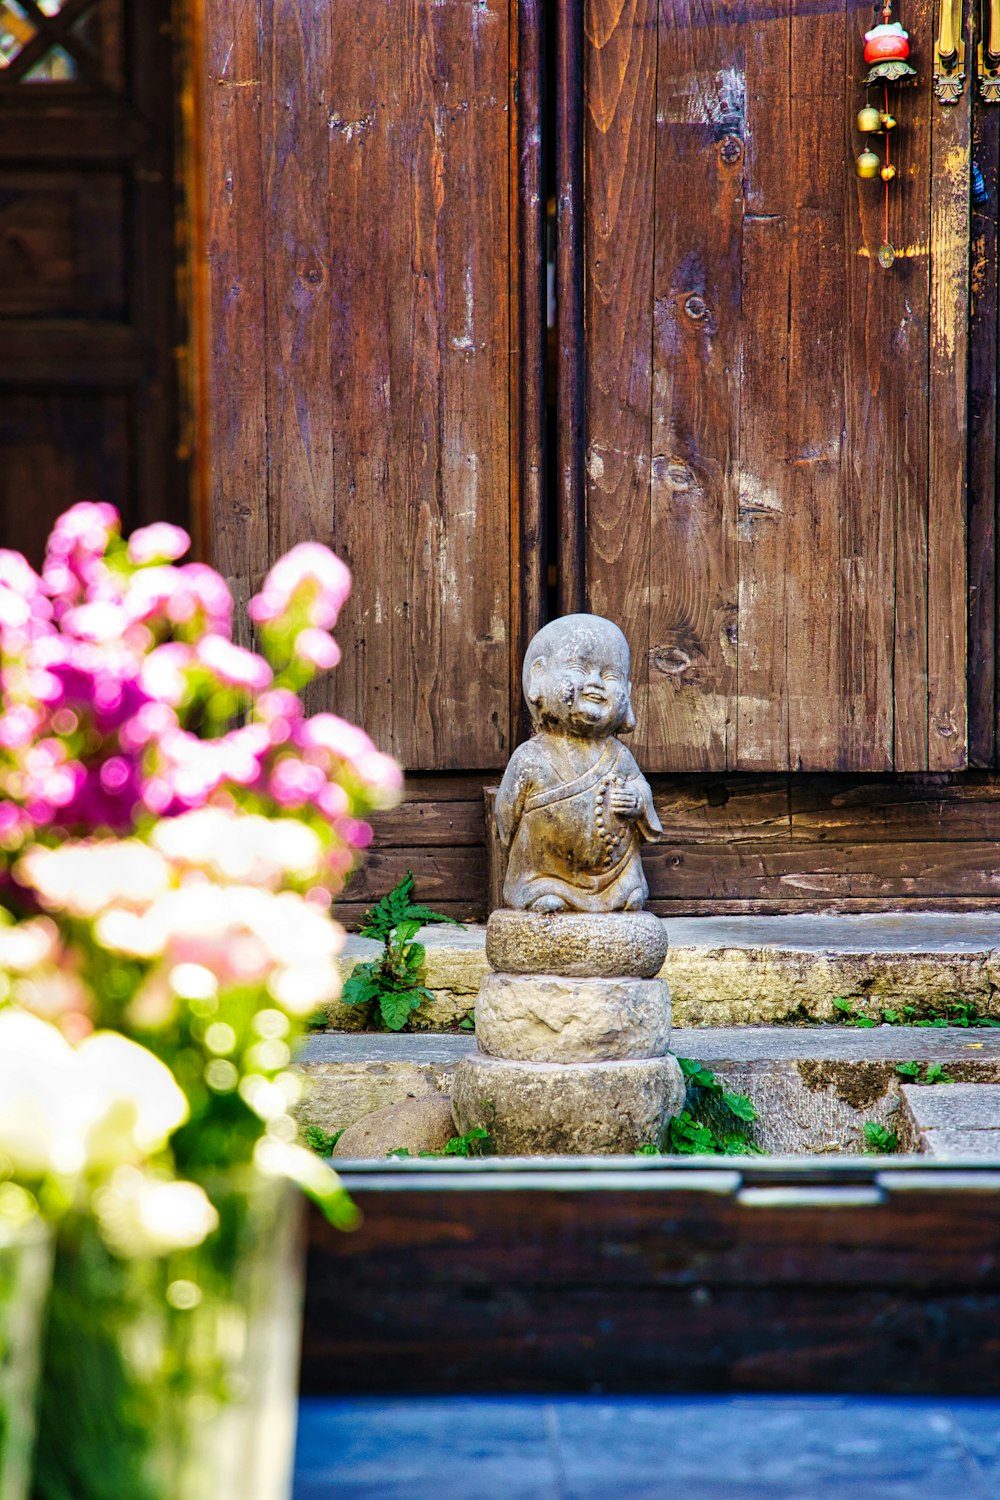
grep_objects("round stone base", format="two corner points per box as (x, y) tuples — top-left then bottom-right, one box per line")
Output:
(476, 972), (671, 1062)
(451, 1052), (685, 1155)
(485, 909), (668, 979)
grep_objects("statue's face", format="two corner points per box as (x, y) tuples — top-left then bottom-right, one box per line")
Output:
(531, 631), (632, 736)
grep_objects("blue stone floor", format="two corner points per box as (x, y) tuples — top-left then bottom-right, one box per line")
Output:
(294, 1395), (1000, 1499)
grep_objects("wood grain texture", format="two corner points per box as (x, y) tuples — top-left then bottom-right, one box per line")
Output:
(556, 0), (586, 614)
(204, 0), (520, 769)
(926, 11), (971, 771)
(582, 0), (969, 773)
(303, 1180), (1000, 1393)
(202, 0), (268, 645)
(584, 0), (658, 751)
(967, 103), (998, 768)
(647, 0), (742, 771)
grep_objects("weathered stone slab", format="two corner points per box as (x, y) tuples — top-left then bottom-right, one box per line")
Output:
(331, 1094), (456, 1159)
(451, 1052), (685, 1155)
(898, 1081), (1000, 1157)
(330, 914), (1000, 1031)
(485, 909), (668, 978)
(476, 972), (671, 1062)
(297, 1027), (1000, 1153)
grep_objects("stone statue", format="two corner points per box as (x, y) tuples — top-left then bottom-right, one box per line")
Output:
(495, 613), (662, 913)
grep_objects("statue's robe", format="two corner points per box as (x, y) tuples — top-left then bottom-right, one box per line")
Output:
(495, 734), (662, 912)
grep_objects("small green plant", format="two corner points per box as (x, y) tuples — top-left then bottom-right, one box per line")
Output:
(831, 995), (1000, 1029)
(458, 1010), (476, 1032)
(832, 996), (877, 1028)
(303, 1125), (344, 1157)
(641, 1059), (764, 1157)
(388, 1127), (490, 1160)
(863, 1121), (898, 1154)
(895, 1060), (953, 1085)
(341, 872), (460, 1030)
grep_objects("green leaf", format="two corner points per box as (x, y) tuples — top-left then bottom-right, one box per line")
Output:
(458, 1012), (476, 1031)
(832, 997), (854, 1016)
(378, 988), (426, 1031)
(341, 967), (380, 1007)
(855, 1015), (877, 1029)
(863, 1121), (898, 1154)
(441, 1127), (490, 1157)
(925, 1062), (952, 1085)
(634, 1143), (661, 1156)
(401, 941), (426, 974)
(402, 905), (462, 927)
(721, 1090), (757, 1123)
(393, 919), (422, 945)
(895, 1061), (921, 1079)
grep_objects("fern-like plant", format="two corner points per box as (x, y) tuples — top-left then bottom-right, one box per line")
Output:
(340, 872), (460, 1030)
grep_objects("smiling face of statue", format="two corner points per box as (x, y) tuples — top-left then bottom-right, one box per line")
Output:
(524, 615), (636, 737)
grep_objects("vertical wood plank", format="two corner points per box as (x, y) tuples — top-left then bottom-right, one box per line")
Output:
(782, 0), (848, 770)
(926, 35), (971, 770)
(881, 0), (941, 774)
(647, 0), (742, 771)
(556, 0), (586, 615)
(263, 0), (333, 695)
(325, 0), (394, 749)
(584, 0), (658, 750)
(967, 103), (998, 767)
(517, 0), (547, 712)
(735, 0), (791, 768)
(202, 0), (268, 645)
(324, 0), (516, 770)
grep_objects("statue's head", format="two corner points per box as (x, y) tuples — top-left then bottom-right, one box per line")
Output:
(522, 613), (636, 738)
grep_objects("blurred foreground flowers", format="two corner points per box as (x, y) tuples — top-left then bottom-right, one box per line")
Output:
(0, 505), (401, 1500)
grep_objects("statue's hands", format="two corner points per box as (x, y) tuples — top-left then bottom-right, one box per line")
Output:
(609, 784), (643, 819)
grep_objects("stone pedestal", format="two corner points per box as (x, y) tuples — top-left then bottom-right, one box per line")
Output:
(452, 910), (683, 1155)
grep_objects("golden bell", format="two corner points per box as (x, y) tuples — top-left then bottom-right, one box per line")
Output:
(856, 150), (881, 178)
(880, 112), (897, 129)
(857, 106), (882, 132)
(880, 162), (897, 181)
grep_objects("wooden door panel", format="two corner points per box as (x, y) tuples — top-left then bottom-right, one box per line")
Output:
(584, 0), (969, 773)
(202, 0), (524, 772)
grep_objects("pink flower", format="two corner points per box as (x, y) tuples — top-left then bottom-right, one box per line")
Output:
(248, 543), (351, 631)
(141, 643), (193, 706)
(127, 523), (191, 566)
(297, 713), (375, 762)
(292, 627), (341, 671)
(196, 635), (272, 692)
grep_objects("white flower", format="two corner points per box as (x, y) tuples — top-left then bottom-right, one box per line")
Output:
(74, 1032), (188, 1166)
(151, 808), (323, 888)
(94, 1167), (218, 1257)
(0, 917), (58, 973)
(0, 1010), (78, 1177)
(19, 840), (170, 918)
(0, 1012), (187, 1183)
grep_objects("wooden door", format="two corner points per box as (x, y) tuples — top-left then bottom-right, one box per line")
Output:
(581, 0), (970, 773)
(200, 0), (543, 773)
(0, 0), (183, 563)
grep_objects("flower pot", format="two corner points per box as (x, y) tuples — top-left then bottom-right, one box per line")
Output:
(0, 1216), (53, 1500)
(31, 1172), (304, 1500)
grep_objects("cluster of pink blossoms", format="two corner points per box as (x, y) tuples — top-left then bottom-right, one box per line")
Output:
(0, 504), (401, 896)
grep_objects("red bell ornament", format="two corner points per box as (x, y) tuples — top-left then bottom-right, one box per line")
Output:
(855, 4), (917, 270)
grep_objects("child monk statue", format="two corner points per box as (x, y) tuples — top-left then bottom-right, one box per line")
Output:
(495, 614), (663, 912)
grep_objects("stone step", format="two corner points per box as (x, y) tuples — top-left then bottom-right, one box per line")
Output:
(327, 912), (1000, 1031)
(899, 1081), (1000, 1157)
(298, 1024), (1000, 1156)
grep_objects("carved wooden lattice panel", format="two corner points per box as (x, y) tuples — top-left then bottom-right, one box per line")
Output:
(583, 0), (970, 773)
(0, 0), (122, 88)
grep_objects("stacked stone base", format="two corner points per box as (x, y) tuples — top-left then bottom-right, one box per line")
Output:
(452, 910), (684, 1155)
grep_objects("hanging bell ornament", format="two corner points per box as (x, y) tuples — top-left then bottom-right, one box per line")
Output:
(880, 112), (897, 128)
(857, 150), (882, 178)
(857, 105), (883, 131)
(880, 162), (897, 181)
